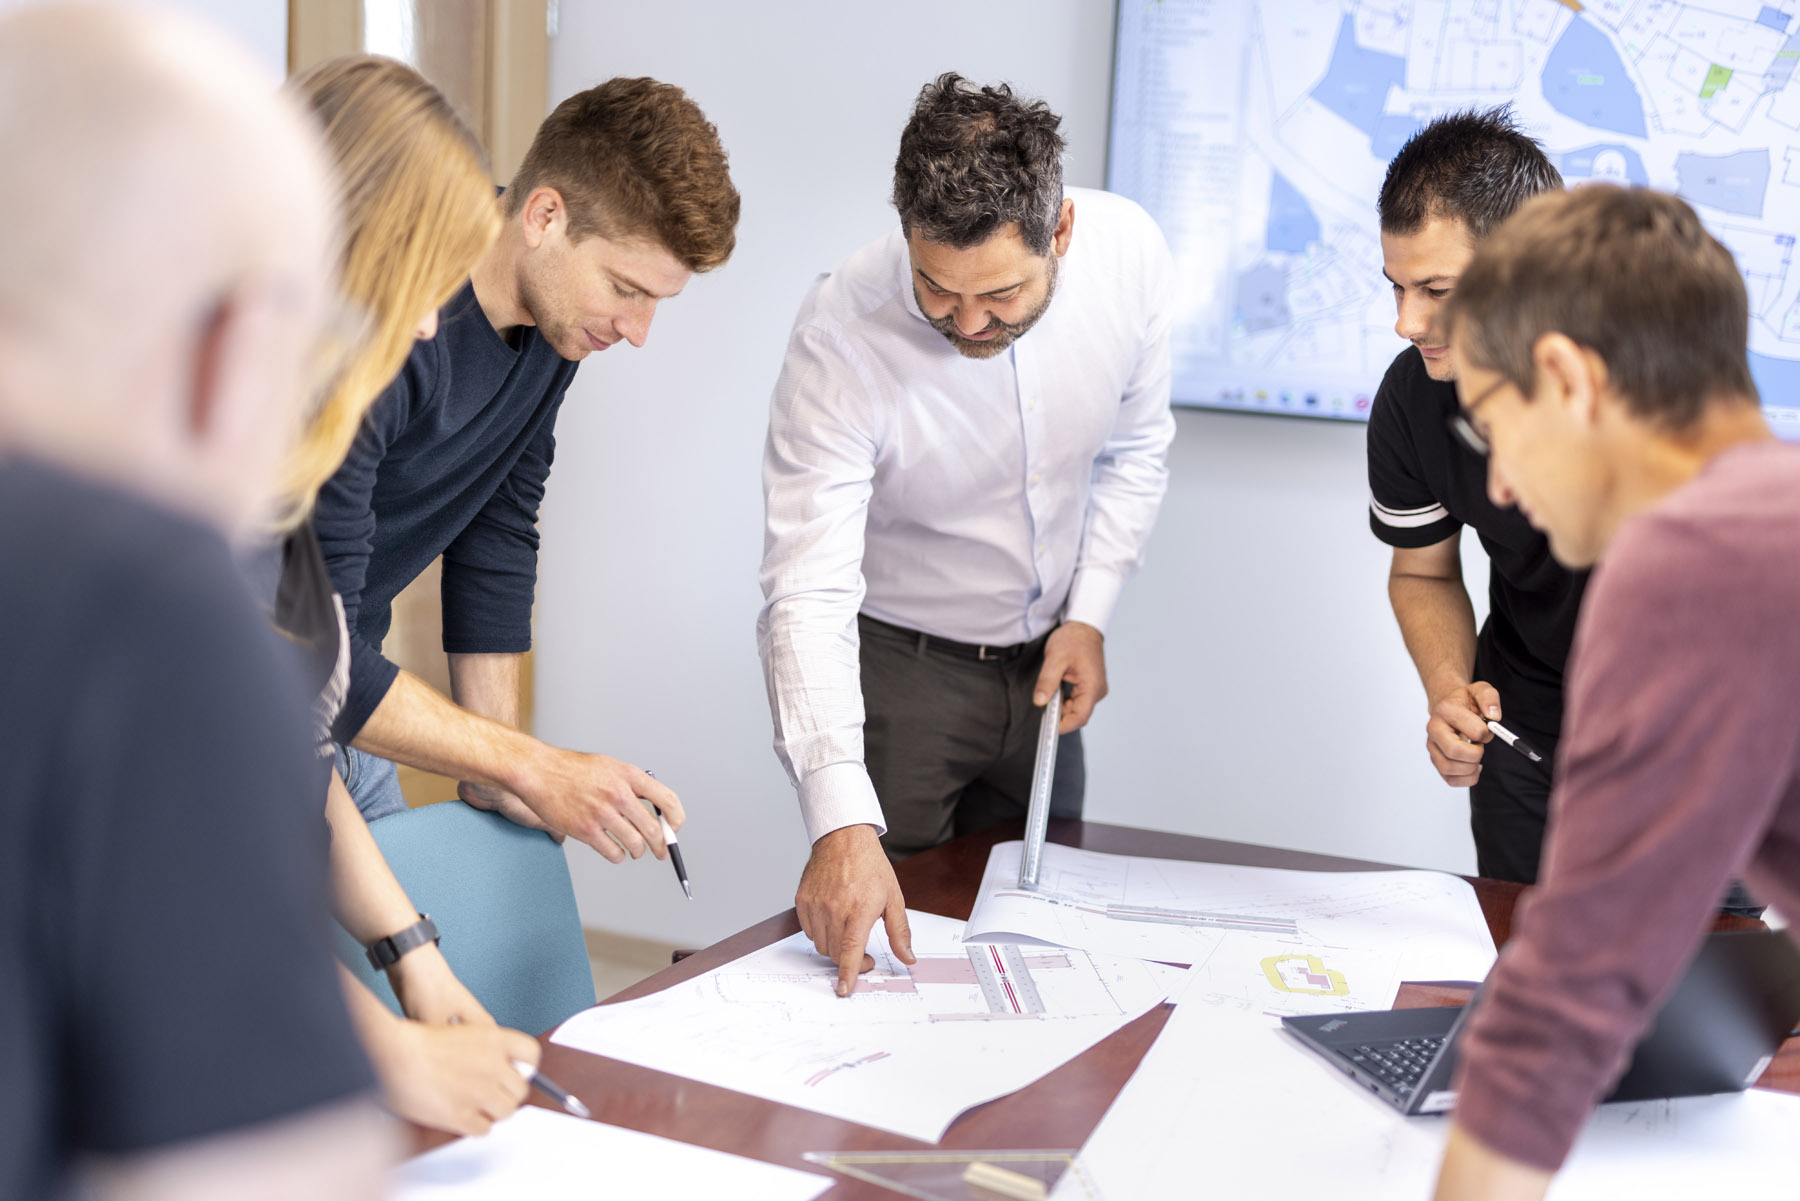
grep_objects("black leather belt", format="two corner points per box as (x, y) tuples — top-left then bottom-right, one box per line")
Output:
(859, 614), (1040, 663)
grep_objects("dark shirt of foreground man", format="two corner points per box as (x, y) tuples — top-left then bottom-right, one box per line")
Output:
(0, 459), (374, 1201)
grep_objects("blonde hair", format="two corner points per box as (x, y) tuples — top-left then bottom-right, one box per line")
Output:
(274, 55), (500, 528)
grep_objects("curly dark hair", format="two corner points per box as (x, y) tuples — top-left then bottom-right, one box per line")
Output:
(506, 76), (739, 272)
(1378, 106), (1561, 240)
(892, 72), (1065, 255)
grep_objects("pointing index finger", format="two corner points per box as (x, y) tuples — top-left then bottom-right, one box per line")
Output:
(835, 918), (872, 998)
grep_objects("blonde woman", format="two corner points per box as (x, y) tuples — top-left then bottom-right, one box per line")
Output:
(268, 55), (540, 1136)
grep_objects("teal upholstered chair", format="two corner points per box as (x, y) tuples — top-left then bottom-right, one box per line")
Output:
(331, 801), (596, 1036)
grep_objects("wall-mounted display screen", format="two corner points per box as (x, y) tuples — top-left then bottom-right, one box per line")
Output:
(1108, 0), (1800, 433)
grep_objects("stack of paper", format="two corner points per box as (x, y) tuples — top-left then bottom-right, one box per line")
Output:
(965, 841), (1496, 1013)
(551, 910), (1184, 1141)
(392, 1106), (832, 1201)
(1051, 999), (1800, 1200)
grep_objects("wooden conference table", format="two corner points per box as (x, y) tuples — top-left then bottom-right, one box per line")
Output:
(415, 819), (1799, 1198)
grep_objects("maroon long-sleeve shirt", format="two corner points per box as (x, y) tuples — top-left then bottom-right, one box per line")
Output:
(1453, 439), (1800, 1170)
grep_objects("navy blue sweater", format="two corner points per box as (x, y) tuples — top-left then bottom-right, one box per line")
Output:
(313, 281), (577, 742)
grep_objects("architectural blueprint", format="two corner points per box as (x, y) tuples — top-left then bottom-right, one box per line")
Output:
(550, 911), (1184, 1142)
(1178, 930), (1406, 1018)
(1052, 1003), (1800, 1200)
(964, 841), (1495, 997)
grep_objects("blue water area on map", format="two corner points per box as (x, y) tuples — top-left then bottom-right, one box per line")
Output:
(1773, 35), (1800, 87)
(1752, 352), (1800, 411)
(1542, 17), (1648, 138)
(1758, 6), (1792, 32)
(1560, 142), (1650, 185)
(1313, 16), (1405, 139)
(1676, 148), (1771, 217)
(1266, 171), (1322, 253)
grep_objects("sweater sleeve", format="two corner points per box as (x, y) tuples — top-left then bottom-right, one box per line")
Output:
(438, 375), (566, 655)
(311, 364), (418, 742)
(1452, 512), (1799, 1169)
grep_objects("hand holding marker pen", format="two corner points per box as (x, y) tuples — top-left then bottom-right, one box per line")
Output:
(644, 770), (691, 899)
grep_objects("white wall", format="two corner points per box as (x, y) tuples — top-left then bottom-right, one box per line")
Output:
(537, 0), (1489, 949)
(0, 0), (286, 72)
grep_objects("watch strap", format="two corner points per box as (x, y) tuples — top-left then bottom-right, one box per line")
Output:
(364, 913), (439, 971)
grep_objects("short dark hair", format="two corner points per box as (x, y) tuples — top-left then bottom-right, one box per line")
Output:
(1378, 107), (1562, 240)
(1448, 186), (1757, 429)
(507, 77), (739, 272)
(892, 72), (1065, 255)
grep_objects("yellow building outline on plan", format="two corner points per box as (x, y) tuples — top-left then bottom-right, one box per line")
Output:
(1261, 953), (1349, 997)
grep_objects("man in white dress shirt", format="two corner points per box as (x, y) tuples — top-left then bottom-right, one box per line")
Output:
(758, 74), (1176, 995)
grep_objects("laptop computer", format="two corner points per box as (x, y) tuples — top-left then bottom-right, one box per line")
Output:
(1281, 929), (1800, 1116)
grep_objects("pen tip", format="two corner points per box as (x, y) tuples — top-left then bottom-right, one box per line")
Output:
(566, 1097), (591, 1119)
(682, 882), (693, 900)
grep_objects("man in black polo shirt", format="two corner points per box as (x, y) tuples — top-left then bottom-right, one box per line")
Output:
(1366, 110), (1580, 883)
(316, 79), (739, 863)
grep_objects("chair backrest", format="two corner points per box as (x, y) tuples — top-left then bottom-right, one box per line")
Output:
(331, 802), (596, 1036)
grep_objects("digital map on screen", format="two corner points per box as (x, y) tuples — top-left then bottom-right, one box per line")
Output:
(1109, 0), (1800, 432)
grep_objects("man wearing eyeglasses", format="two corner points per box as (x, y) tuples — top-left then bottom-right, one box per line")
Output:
(1430, 184), (1800, 1201)
(1364, 109), (1583, 885)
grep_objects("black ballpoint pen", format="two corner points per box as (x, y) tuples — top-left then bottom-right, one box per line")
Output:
(645, 771), (692, 900)
(658, 809), (692, 900)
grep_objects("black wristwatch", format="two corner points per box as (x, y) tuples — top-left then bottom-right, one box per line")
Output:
(365, 913), (440, 971)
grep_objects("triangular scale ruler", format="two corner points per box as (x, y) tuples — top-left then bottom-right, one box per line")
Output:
(801, 1149), (1100, 1201)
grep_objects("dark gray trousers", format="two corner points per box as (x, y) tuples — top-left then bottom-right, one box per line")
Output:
(858, 614), (1085, 861)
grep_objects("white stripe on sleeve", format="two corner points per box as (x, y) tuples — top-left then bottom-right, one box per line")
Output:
(1370, 495), (1451, 529)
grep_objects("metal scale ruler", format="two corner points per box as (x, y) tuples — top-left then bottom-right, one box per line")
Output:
(801, 1149), (1101, 1201)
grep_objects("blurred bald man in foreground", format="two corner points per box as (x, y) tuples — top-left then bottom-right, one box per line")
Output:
(0, 6), (389, 1199)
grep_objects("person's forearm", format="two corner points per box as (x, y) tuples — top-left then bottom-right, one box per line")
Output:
(351, 668), (543, 795)
(339, 962), (404, 1045)
(448, 651), (522, 728)
(1433, 1122), (1553, 1201)
(1389, 573), (1480, 700)
(325, 769), (424, 945)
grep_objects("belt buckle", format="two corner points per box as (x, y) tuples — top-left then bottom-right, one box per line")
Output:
(978, 644), (993, 661)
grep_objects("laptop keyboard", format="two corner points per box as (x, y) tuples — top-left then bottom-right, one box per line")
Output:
(1345, 1036), (1446, 1095)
